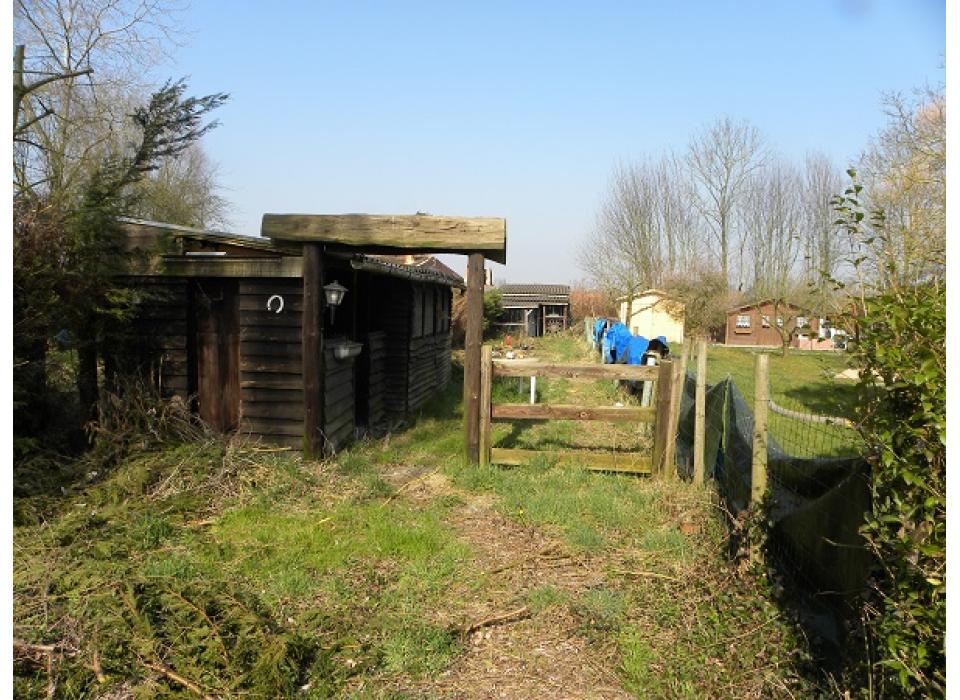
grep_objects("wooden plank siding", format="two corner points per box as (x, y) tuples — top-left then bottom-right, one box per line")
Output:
(238, 279), (304, 448)
(324, 344), (356, 452)
(365, 331), (387, 431)
(121, 278), (191, 400)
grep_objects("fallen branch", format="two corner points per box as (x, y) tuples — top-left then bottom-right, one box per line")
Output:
(464, 606), (530, 635)
(612, 569), (683, 584)
(140, 659), (216, 700)
(13, 639), (77, 657)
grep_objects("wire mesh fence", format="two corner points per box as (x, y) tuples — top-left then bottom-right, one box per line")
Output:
(673, 345), (872, 654)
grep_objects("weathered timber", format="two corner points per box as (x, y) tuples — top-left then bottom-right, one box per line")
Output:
(240, 419), (305, 437)
(240, 374), (303, 390)
(241, 357), (304, 374)
(242, 402), (304, 420)
(693, 340), (707, 485)
(464, 253), (484, 462)
(239, 295), (304, 312)
(651, 360), (675, 476)
(479, 345), (493, 467)
(752, 353), (770, 504)
(239, 341), (302, 358)
(491, 448), (651, 474)
(159, 256), (303, 278)
(493, 361), (659, 380)
(238, 311), (302, 328)
(491, 403), (656, 422)
(242, 387), (303, 403)
(303, 243), (325, 457)
(261, 214), (508, 264)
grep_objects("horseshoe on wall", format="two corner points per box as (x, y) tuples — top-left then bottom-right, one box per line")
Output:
(266, 295), (284, 314)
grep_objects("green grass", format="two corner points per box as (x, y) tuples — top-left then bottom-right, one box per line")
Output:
(14, 332), (826, 698)
(691, 344), (865, 457)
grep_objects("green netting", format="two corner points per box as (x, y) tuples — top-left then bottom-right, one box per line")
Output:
(675, 374), (872, 651)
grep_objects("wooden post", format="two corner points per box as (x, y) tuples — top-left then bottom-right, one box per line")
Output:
(303, 243), (325, 458)
(463, 253), (485, 463)
(479, 345), (493, 468)
(693, 339), (708, 485)
(751, 353), (770, 504)
(664, 355), (685, 479)
(651, 359), (675, 476)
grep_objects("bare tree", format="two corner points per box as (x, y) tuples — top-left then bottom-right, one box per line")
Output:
(855, 87), (945, 288)
(128, 143), (232, 229)
(14, 0), (186, 203)
(579, 154), (701, 297)
(741, 159), (803, 299)
(800, 151), (843, 290)
(686, 117), (767, 289)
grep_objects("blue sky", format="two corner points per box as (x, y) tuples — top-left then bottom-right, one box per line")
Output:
(165, 1), (945, 282)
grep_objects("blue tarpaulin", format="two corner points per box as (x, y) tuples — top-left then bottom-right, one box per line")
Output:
(626, 336), (650, 365)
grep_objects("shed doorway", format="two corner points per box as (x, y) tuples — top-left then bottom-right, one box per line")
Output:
(191, 279), (240, 432)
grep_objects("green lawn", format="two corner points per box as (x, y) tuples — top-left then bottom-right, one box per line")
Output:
(690, 344), (865, 457)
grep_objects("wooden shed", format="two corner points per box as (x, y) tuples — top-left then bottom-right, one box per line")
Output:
(116, 214), (504, 455)
(495, 284), (570, 336)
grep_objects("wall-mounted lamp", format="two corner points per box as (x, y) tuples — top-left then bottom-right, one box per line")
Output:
(323, 280), (348, 323)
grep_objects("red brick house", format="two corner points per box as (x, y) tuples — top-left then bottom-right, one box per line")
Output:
(723, 300), (829, 349)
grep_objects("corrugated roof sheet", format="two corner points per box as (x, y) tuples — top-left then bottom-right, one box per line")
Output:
(500, 284), (570, 296)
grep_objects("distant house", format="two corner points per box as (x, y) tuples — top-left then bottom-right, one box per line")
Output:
(724, 300), (832, 349)
(497, 284), (570, 336)
(617, 289), (685, 345)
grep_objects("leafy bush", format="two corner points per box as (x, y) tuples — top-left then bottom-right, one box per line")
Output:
(852, 286), (945, 696)
(833, 170), (946, 697)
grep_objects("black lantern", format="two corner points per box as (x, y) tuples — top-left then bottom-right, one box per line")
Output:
(323, 280), (348, 323)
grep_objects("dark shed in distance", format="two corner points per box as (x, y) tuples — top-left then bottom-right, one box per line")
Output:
(496, 284), (570, 337)
(117, 216), (486, 454)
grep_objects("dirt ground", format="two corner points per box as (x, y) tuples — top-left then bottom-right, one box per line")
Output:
(377, 468), (634, 699)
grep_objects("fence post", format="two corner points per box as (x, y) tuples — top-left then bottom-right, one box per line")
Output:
(463, 253), (484, 463)
(479, 345), (493, 468)
(652, 359), (675, 476)
(693, 339), (708, 485)
(751, 353), (770, 504)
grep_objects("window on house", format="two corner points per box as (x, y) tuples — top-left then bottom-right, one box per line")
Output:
(796, 316), (808, 328)
(736, 314), (751, 328)
(776, 316), (784, 327)
(761, 315), (771, 328)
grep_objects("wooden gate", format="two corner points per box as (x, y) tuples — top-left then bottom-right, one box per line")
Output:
(476, 345), (683, 475)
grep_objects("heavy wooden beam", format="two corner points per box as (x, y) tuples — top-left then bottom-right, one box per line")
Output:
(302, 244), (325, 458)
(261, 214), (507, 264)
(493, 361), (658, 380)
(463, 253), (485, 463)
(491, 403), (655, 422)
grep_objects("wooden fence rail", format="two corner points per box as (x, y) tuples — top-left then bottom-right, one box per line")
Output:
(479, 347), (678, 475)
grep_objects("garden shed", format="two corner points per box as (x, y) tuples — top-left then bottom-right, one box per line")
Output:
(116, 214), (505, 455)
(617, 289), (685, 345)
(496, 284), (570, 336)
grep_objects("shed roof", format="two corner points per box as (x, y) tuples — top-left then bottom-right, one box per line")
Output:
(119, 218), (465, 286)
(499, 284), (570, 306)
